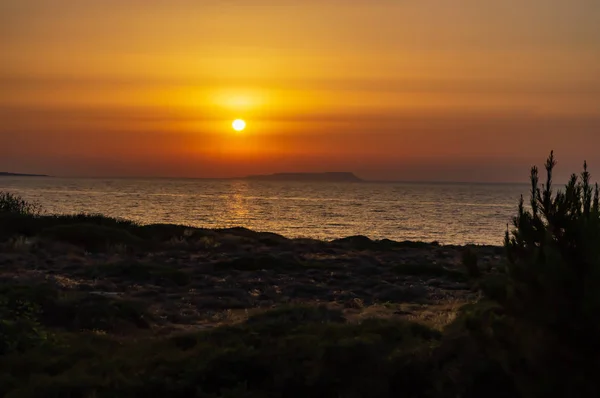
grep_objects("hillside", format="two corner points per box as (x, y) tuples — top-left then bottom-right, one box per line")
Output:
(243, 172), (363, 182)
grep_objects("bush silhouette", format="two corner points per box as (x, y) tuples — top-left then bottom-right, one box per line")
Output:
(496, 151), (600, 396)
(41, 223), (143, 251)
(0, 296), (48, 355)
(0, 192), (40, 216)
(461, 248), (481, 278)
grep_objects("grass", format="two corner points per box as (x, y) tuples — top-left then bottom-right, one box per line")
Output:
(0, 310), (445, 398)
(245, 304), (345, 325)
(41, 223), (144, 252)
(0, 283), (151, 334)
(0, 300), (520, 398)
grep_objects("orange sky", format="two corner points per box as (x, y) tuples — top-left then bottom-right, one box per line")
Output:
(1, 0), (600, 181)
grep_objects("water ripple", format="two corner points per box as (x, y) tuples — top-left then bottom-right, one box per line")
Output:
(0, 177), (528, 245)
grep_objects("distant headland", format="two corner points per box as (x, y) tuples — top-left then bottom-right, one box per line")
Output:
(0, 172), (50, 177)
(242, 172), (363, 182)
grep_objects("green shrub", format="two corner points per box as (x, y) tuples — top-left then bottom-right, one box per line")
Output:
(482, 151), (600, 396)
(0, 193), (41, 240)
(0, 213), (37, 241)
(0, 213), (141, 243)
(461, 248), (481, 278)
(0, 283), (150, 333)
(0, 317), (440, 398)
(433, 301), (518, 398)
(44, 213), (138, 229)
(0, 297), (49, 355)
(0, 192), (40, 216)
(476, 273), (509, 302)
(41, 223), (143, 251)
(47, 294), (151, 332)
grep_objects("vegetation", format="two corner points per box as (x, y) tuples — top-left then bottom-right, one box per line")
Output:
(0, 295), (49, 355)
(0, 191), (40, 216)
(451, 151), (600, 397)
(461, 247), (481, 278)
(499, 151), (600, 396)
(41, 223), (144, 252)
(1, 152), (599, 397)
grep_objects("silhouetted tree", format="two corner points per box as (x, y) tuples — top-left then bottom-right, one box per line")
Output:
(501, 151), (600, 396)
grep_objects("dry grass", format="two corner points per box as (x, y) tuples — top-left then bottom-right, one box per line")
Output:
(344, 299), (472, 330)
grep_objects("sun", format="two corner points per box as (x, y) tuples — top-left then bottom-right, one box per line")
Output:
(232, 119), (246, 132)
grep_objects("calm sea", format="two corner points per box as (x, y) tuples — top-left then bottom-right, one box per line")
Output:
(0, 177), (528, 246)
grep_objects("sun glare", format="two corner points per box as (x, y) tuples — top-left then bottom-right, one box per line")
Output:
(232, 119), (246, 132)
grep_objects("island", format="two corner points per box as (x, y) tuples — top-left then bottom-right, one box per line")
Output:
(242, 172), (363, 182)
(0, 172), (49, 177)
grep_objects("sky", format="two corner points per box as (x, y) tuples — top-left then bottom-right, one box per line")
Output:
(1, 0), (600, 182)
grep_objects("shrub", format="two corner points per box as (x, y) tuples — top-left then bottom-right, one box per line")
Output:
(41, 223), (143, 251)
(488, 151), (600, 396)
(0, 192), (40, 216)
(0, 296), (49, 355)
(43, 213), (138, 229)
(433, 301), (518, 398)
(0, 212), (143, 243)
(0, 317), (440, 398)
(476, 273), (509, 302)
(461, 248), (481, 278)
(0, 283), (151, 333)
(46, 294), (151, 332)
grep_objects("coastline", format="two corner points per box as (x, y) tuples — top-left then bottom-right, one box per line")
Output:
(0, 172), (50, 177)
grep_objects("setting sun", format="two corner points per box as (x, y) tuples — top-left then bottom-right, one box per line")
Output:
(232, 119), (246, 132)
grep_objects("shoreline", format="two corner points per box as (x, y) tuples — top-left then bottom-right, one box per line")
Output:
(5, 211), (506, 248)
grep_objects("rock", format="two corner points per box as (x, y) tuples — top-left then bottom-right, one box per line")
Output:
(89, 291), (121, 297)
(286, 283), (330, 299)
(374, 286), (428, 303)
(439, 282), (470, 291)
(344, 298), (364, 309)
(331, 235), (376, 250)
(394, 310), (414, 316)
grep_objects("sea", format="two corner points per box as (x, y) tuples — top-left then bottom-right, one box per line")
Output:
(0, 177), (529, 246)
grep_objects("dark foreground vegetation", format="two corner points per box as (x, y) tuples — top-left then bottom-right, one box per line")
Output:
(1, 152), (599, 397)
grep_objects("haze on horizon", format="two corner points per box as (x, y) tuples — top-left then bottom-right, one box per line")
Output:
(2, 0), (599, 182)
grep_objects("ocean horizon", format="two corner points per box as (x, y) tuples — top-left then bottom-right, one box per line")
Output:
(0, 176), (529, 246)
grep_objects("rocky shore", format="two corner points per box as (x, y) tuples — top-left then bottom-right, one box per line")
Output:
(0, 213), (520, 397)
(1, 223), (504, 334)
